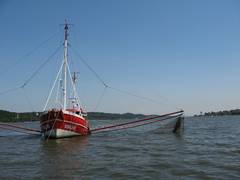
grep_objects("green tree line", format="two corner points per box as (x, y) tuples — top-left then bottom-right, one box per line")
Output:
(0, 110), (147, 122)
(204, 109), (240, 116)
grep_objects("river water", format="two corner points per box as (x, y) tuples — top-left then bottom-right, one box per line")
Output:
(0, 116), (239, 179)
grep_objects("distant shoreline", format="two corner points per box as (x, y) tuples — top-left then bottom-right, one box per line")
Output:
(0, 109), (148, 122)
(194, 109), (240, 117)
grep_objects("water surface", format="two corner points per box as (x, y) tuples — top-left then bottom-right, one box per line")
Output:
(0, 116), (240, 179)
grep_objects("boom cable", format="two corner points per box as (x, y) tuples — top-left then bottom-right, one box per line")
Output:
(0, 45), (62, 96)
(108, 86), (166, 106)
(0, 86), (21, 96)
(70, 46), (108, 88)
(0, 32), (59, 76)
(21, 87), (35, 113)
(92, 86), (108, 112)
(70, 45), (181, 110)
(21, 45), (61, 88)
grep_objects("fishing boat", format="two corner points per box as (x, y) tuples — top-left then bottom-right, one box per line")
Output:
(39, 21), (184, 139)
(0, 20), (184, 138)
(40, 22), (90, 139)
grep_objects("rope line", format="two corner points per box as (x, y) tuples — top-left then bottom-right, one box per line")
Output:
(0, 86), (21, 96)
(108, 86), (165, 106)
(0, 125), (40, 135)
(21, 87), (35, 113)
(91, 114), (181, 134)
(92, 86), (108, 112)
(0, 123), (41, 133)
(70, 45), (181, 111)
(91, 110), (183, 132)
(70, 46), (108, 87)
(0, 32), (59, 76)
(46, 110), (62, 141)
(21, 45), (61, 88)
(0, 45), (61, 97)
(43, 60), (64, 111)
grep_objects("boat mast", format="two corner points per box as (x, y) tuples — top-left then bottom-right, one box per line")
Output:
(63, 21), (69, 110)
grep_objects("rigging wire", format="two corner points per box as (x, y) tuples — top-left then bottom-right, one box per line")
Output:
(70, 45), (182, 111)
(0, 86), (21, 96)
(92, 86), (108, 112)
(43, 60), (64, 111)
(21, 87), (34, 111)
(70, 46), (108, 88)
(0, 45), (62, 96)
(0, 32), (59, 76)
(21, 45), (62, 88)
(108, 86), (167, 106)
(21, 87), (36, 119)
(66, 60), (83, 109)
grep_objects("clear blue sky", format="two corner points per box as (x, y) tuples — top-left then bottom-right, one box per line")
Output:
(1, 0), (240, 115)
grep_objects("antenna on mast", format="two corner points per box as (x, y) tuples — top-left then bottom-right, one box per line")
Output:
(72, 72), (79, 84)
(64, 19), (69, 41)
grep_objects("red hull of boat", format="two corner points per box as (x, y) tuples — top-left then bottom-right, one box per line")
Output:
(40, 109), (90, 139)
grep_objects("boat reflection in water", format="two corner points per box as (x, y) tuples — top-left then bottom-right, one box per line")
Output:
(39, 136), (89, 179)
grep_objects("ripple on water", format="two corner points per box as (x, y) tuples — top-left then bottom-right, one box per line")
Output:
(0, 116), (240, 179)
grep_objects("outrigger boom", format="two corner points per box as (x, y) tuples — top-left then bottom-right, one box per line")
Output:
(91, 110), (184, 133)
(0, 110), (184, 136)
